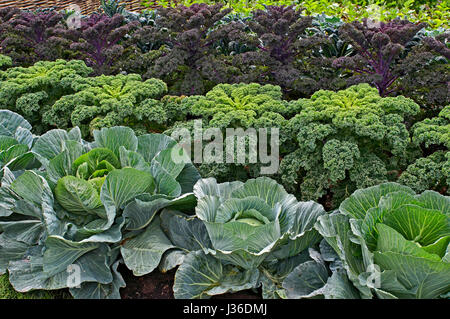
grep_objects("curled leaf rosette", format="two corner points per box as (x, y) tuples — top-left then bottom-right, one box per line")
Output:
(171, 177), (326, 299)
(194, 177), (325, 269)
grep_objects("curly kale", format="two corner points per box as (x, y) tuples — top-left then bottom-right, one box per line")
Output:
(0, 10), (77, 66)
(163, 83), (291, 183)
(44, 74), (168, 138)
(280, 83), (420, 209)
(115, 21), (169, 76)
(412, 105), (450, 149)
(189, 83), (290, 128)
(333, 19), (449, 111)
(0, 54), (12, 70)
(0, 7), (19, 46)
(230, 5), (331, 99)
(143, 3), (240, 95)
(70, 13), (138, 75)
(399, 105), (450, 193)
(397, 32), (450, 113)
(0, 59), (93, 134)
(398, 151), (448, 194)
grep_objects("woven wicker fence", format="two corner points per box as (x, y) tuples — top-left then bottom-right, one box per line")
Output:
(0, 0), (158, 14)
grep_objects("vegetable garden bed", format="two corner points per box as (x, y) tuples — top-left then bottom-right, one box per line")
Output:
(0, 0), (448, 300)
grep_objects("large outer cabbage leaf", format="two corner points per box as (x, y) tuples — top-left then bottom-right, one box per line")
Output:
(0, 110), (35, 172)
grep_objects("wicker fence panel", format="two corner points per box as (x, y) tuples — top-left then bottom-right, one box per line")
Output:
(0, 0), (150, 14)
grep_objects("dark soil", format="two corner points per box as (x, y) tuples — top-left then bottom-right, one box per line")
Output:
(119, 265), (261, 299)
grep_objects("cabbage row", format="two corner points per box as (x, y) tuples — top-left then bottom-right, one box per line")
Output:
(0, 110), (448, 299)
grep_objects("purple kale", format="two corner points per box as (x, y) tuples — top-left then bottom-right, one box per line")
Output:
(0, 7), (19, 43)
(230, 5), (328, 99)
(70, 13), (138, 75)
(1, 9), (76, 66)
(332, 19), (427, 97)
(396, 32), (450, 113)
(144, 3), (240, 95)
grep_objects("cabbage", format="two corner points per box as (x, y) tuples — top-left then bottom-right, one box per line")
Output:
(172, 177), (326, 299)
(314, 183), (450, 299)
(0, 118), (200, 298)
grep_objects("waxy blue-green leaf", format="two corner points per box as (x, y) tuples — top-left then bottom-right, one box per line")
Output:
(160, 210), (212, 252)
(43, 236), (101, 277)
(152, 146), (190, 178)
(123, 193), (196, 231)
(8, 245), (112, 292)
(0, 144), (30, 167)
(373, 250), (450, 299)
(0, 110), (32, 136)
(193, 177), (243, 199)
(205, 219), (280, 255)
(314, 213), (369, 291)
(159, 249), (186, 273)
(283, 259), (329, 299)
(32, 129), (81, 167)
(322, 270), (362, 299)
(340, 182), (415, 219)
(55, 176), (105, 218)
(69, 260), (125, 299)
(10, 170), (50, 208)
(47, 140), (84, 185)
(0, 220), (43, 245)
(119, 146), (149, 171)
(176, 162), (201, 193)
(271, 201), (326, 260)
(0, 233), (29, 274)
(137, 133), (176, 163)
(151, 160), (182, 197)
(231, 177), (290, 208)
(9, 171), (63, 238)
(14, 127), (34, 149)
(121, 217), (175, 276)
(193, 177), (325, 270)
(93, 126), (138, 158)
(100, 167), (155, 227)
(173, 250), (259, 299)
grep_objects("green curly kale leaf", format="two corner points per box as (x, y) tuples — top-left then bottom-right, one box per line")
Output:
(189, 83), (291, 129)
(0, 54), (12, 70)
(44, 74), (168, 138)
(166, 83), (292, 183)
(412, 105), (450, 149)
(399, 105), (450, 194)
(0, 59), (93, 134)
(281, 83), (420, 208)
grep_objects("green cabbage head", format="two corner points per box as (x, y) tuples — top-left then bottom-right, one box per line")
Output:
(316, 182), (450, 299)
(172, 176), (326, 299)
(194, 177), (325, 269)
